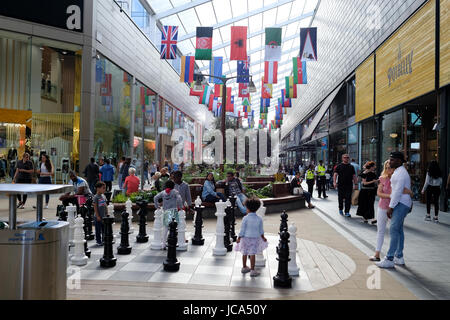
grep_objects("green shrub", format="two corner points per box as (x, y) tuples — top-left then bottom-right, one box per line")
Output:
(112, 193), (128, 203)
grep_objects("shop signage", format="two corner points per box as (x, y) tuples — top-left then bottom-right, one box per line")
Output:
(0, 0), (84, 32)
(375, 0), (435, 114)
(387, 45), (413, 87)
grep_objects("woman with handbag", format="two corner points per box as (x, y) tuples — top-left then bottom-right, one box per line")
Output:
(356, 161), (378, 224)
(290, 172), (315, 209)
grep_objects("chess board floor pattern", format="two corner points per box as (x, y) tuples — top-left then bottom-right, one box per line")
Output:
(68, 230), (356, 293)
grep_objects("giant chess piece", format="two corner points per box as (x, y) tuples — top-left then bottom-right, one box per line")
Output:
(213, 200), (227, 256)
(280, 210), (288, 233)
(224, 199), (233, 252)
(85, 198), (95, 240)
(229, 195), (237, 242)
(125, 198), (134, 234)
(136, 200), (149, 243)
(57, 205), (67, 221)
(255, 200), (267, 267)
(288, 224), (300, 276)
(70, 215), (88, 266)
(176, 209), (188, 251)
(273, 229), (292, 288)
(107, 203), (116, 244)
(100, 215), (117, 268)
(66, 205), (77, 247)
(163, 218), (180, 272)
(151, 207), (164, 250)
(192, 197), (205, 246)
(117, 211), (132, 254)
(104, 191), (112, 205)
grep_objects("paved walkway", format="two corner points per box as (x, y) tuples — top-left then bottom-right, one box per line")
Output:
(303, 182), (450, 300)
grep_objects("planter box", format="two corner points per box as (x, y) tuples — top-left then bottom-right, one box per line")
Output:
(272, 183), (291, 197)
(246, 176), (275, 183)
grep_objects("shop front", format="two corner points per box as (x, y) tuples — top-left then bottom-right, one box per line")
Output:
(355, 0), (447, 204)
(0, 30), (82, 182)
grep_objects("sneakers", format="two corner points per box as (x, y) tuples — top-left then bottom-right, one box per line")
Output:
(394, 257), (405, 266)
(45, 205), (49, 209)
(376, 257), (395, 268)
(345, 212), (351, 218)
(241, 267), (251, 274)
(433, 217), (439, 223)
(250, 270), (260, 277)
(339, 210), (344, 216)
(425, 215), (431, 221)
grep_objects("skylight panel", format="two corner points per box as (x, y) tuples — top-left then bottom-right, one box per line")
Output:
(177, 8), (200, 34)
(230, 0), (247, 17)
(262, 7), (277, 27)
(212, 0), (232, 23)
(147, 0), (173, 13)
(219, 26), (231, 42)
(195, 2), (217, 27)
(276, 3), (292, 24)
(248, 13), (263, 34)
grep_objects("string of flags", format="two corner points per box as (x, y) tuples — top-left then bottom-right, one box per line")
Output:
(159, 22), (317, 130)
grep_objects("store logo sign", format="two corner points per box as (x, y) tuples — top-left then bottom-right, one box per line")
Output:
(387, 44), (413, 87)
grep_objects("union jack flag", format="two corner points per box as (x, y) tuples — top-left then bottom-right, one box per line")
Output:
(160, 26), (178, 60)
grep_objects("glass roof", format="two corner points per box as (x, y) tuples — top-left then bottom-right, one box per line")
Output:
(146, 0), (319, 124)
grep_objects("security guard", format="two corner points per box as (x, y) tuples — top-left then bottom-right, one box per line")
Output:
(305, 164), (316, 196)
(315, 160), (328, 198)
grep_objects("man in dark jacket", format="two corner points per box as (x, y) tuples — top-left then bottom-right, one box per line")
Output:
(84, 157), (99, 194)
(120, 157), (132, 189)
(224, 171), (247, 215)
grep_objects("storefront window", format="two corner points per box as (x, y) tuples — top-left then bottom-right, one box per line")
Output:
(329, 129), (347, 165)
(0, 30), (81, 181)
(347, 124), (358, 161)
(94, 55), (132, 164)
(381, 109), (403, 164)
(361, 120), (376, 164)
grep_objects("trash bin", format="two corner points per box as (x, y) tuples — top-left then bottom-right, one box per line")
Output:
(0, 220), (69, 299)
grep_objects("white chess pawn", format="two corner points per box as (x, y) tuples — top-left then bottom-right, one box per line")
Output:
(70, 215), (88, 266)
(151, 207), (164, 250)
(66, 205), (77, 248)
(125, 199), (134, 234)
(194, 196), (202, 208)
(176, 209), (188, 251)
(288, 223), (300, 276)
(255, 200), (267, 267)
(213, 200), (227, 256)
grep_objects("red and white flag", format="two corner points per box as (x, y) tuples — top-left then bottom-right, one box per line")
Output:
(264, 61), (278, 84)
(238, 83), (249, 98)
(230, 26), (247, 61)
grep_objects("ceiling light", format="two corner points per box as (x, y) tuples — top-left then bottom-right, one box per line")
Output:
(62, 51), (67, 55)
(40, 47), (44, 51)
(390, 133), (398, 139)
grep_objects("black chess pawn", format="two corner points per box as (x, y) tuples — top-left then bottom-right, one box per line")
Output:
(104, 191), (112, 205)
(273, 229), (292, 288)
(117, 211), (132, 255)
(229, 195), (237, 242)
(57, 205), (68, 221)
(224, 203), (233, 252)
(163, 218), (180, 272)
(280, 210), (288, 233)
(192, 204), (205, 245)
(136, 200), (149, 243)
(100, 215), (117, 268)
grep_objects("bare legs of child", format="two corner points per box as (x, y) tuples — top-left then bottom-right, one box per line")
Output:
(241, 255), (260, 277)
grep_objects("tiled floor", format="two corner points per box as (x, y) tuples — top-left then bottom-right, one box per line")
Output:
(68, 231), (356, 293)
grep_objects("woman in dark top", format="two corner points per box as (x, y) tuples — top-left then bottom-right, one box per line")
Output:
(356, 161), (378, 223)
(13, 152), (34, 209)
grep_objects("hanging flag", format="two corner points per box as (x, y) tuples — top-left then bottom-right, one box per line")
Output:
(285, 76), (297, 98)
(180, 56), (195, 83)
(139, 87), (145, 106)
(200, 86), (213, 105)
(209, 57), (223, 84)
(261, 77), (273, 99)
(260, 97), (270, 108)
(264, 61), (278, 84)
(190, 82), (203, 96)
(300, 27), (317, 61)
(293, 57), (308, 84)
(242, 97), (251, 106)
(281, 91), (292, 108)
(214, 84), (223, 97)
(265, 27), (282, 61)
(95, 59), (105, 83)
(212, 97), (219, 114)
(100, 73), (112, 96)
(208, 92), (215, 111)
(160, 26), (179, 60)
(195, 27), (213, 60)
(237, 56), (250, 83)
(230, 26), (247, 61)
(225, 87), (234, 112)
(238, 83), (249, 98)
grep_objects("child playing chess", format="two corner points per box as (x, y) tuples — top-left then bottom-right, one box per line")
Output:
(153, 180), (183, 248)
(235, 196), (268, 277)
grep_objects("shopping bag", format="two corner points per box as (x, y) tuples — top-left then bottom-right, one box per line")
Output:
(351, 190), (360, 206)
(293, 187), (303, 195)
